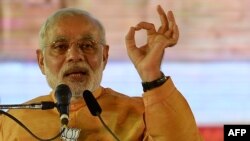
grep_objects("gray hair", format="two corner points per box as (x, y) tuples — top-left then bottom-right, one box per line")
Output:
(39, 8), (106, 51)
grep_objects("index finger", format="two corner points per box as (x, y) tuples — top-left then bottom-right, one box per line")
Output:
(125, 27), (137, 50)
(136, 22), (157, 36)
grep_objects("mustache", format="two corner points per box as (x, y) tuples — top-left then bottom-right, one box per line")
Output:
(61, 63), (91, 77)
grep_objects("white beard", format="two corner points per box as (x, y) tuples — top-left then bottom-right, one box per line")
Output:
(44, 61), (103, 99)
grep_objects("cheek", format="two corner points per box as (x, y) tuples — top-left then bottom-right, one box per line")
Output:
(86, 53), (103, 71)
(44, 55), (64, 75)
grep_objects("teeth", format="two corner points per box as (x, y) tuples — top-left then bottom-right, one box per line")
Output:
(69, 73), (84, 77)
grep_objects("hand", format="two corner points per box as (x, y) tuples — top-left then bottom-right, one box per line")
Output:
(125, 5), (179, 82)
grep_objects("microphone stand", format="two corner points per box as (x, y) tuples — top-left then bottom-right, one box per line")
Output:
(0, 101), (56, 110)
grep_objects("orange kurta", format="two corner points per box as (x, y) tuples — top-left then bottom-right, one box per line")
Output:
(0, 78), (203, 141)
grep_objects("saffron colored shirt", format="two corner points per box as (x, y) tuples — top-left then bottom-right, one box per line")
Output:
(0, 78), (203, 141)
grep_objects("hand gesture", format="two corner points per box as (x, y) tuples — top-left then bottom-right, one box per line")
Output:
(125, 5), (179, 82)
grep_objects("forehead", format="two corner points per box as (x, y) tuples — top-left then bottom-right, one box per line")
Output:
(47, 15), (100, 41)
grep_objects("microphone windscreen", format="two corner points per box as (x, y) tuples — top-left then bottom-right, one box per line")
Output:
(83, 90), (102, 116)
(55, 84), (72, 105)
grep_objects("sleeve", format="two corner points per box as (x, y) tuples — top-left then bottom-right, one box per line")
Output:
(142, 77), (203, 141)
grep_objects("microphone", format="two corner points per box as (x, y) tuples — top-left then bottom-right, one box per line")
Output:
(82, 90), (102, 116)
(83, 90), (120, 141)
(0, 101), (55, 110)
(55, 84), (72, 126)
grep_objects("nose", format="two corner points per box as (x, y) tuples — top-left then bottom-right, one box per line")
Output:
(66, 46), (85, 62)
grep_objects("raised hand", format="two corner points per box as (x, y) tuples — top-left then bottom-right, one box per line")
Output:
(125, 5), (179, 82)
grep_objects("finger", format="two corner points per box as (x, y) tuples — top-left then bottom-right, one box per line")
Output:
(167, 11), (176, 30)
(157, 5), (169, 33)
(164, 30), (173, 38)
(164, 22), (175, 38)
(125, 27), (137, 50)
(164, 13), (179, 38)
(166, 38), (178, 47)
(172, 24), (179, 41)
(164, 24), (179, 47)
(136, 22), (156, 36)
(167, 10), (176, 23)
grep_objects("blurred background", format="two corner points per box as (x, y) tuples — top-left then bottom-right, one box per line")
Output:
(1, 0), (250, 140)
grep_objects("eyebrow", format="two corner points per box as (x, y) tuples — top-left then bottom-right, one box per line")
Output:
(51, 36), (68, 43)
(79, 34), (95, 41)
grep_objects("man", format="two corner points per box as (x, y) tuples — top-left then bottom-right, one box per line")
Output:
(0, 5), (203, 141)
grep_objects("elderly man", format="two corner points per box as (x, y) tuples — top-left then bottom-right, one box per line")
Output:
(0, 5), (202, 141)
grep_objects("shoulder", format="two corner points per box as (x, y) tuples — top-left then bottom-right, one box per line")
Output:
(24, 94), (53, 104)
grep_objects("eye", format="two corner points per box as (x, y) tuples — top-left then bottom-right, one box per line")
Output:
(80, 41), (94, 48)
(50, 41), (69, 54)
(78, 40), (97, 53)
(53, 42), (68, 50)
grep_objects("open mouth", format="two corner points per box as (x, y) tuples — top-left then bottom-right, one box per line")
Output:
(65, 71), (87, 77)
(63, 67), (89, 78)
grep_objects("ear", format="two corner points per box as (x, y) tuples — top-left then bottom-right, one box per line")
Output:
(36, 49), (45, 75)
(102, 45), (109, 70)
